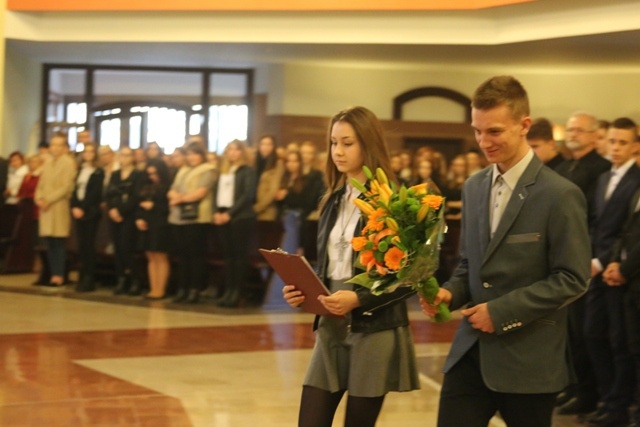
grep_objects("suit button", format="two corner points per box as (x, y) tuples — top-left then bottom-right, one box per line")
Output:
(503, 327), (508, 332)
(482, 282), (492, 289)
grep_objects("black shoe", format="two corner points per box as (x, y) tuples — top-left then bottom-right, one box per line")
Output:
(217, 289), (240, 308)
(588, 411), (629, 427)
(556, 390), (574, 407)
(113, 277), (128, 295)
(185, 289), (200, 304)
(557, 397), (598, 415)
(32, 273), (50, 286)
(76, 275), (96, 293)
(76, 283), (96, 292)
(128, 280), (142, 296)
(173, 288), (188, 303)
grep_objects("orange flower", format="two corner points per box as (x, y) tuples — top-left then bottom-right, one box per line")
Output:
(375, 263), (388, 276)
(363, 208), (386, 233)
(422, 195), (444, 210)
(373, 228), (396, 245)
(410, 183), (428, 195)
(359, 250), (376, 272)
(384, 247), (406, 271)
(351, 236), (368, 252)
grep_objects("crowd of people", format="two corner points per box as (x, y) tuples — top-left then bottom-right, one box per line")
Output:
(3, 77), (640, 426)
(525, 112), (640, 427)
(2, 130), (473, 308)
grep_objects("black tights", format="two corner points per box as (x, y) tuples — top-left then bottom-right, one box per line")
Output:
(298, 385), (385, 427)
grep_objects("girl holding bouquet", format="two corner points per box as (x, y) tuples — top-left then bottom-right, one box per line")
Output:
(283, 106), (419, 427)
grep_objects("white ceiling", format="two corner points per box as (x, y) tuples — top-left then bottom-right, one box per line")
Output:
(5, 0), (640, 70)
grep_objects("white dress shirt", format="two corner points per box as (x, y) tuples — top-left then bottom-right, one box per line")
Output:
(490, 149), (534, 238)
(216, 170), (236, 209)
(593, 158), (637, 272)
(604, 158), (636, 201)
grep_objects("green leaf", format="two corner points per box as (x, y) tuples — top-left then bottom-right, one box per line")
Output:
(399, 186), (407, 203)
(435, 304), (452, 323)
(363, 166), (373, 180)
(394, 240), (408, 252)
(350, 178), (368, 194)
(345, 272), (375, 289)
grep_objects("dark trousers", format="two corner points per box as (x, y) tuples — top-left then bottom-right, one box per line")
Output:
(624, 283), (640, 411)
(173, 223), (209, 291)
(44, 237), (66, 277)
(110, 217), (137, 277)
(566, 294), (599, 403)
(584, 277), (635, 413)
(216, 217), (255, 295)
(438, 344), (556, 427)
(75, 217), (100, 281)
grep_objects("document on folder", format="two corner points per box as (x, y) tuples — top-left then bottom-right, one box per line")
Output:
(259, 248), (341, 318)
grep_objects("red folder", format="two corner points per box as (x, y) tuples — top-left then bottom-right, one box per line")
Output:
(259, 249), (341, 317)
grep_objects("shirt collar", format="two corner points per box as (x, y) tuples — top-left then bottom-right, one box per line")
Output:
(492, 149), (534, 190)
(611, 158), (636, 176)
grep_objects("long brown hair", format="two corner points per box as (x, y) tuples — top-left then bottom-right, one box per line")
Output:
(281, 151), (305, 193)
(321, 106), (395, 210)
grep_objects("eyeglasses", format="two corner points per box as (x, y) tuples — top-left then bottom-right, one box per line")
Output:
(565, 128), (595, 134)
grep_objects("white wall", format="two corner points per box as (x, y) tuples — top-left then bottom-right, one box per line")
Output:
(279, 63), (640, 124)
(2, 45), (42, 155)
(5, 55), (640, 156)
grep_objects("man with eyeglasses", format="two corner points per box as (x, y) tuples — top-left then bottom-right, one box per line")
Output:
(554, 112), (611, 418)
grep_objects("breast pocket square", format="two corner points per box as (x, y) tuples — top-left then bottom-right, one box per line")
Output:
(506, 233), (541, 244)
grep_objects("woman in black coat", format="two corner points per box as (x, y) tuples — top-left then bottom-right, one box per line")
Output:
(136, 158), (171, 299)
(71, 143), (104, 292)
(212, 140), (257, 308)
(106, 147), (144, 295)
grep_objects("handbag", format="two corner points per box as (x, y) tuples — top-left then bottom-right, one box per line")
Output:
(179, 201), (200, 220)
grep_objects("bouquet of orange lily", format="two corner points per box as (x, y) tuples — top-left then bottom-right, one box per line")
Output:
(346, 166), (451, 322)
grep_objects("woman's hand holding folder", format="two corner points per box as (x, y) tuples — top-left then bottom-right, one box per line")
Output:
(283, 284), (305, 308)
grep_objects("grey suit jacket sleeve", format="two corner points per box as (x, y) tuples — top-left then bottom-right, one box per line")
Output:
(487, 184), (590, 335)
(444, 257), (472, 311)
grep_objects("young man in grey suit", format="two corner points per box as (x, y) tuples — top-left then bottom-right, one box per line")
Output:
(422, 75), (591, 427)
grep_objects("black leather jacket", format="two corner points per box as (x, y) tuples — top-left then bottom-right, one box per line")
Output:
(314, 186), (415, 334)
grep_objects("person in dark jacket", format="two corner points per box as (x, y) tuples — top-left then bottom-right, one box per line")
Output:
(275, 150), (324, 254)
(106, 147), (144, 295)
(604, 187), (640, 426)
(212, 140), (257, 308)
(283, 106), (419, 427)
(136, 159), (171, 299)
(71, 143), (104, 292)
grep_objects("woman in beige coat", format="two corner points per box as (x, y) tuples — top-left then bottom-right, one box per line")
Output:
(253, 135), (283, 220)
(35, 133), (77, 286)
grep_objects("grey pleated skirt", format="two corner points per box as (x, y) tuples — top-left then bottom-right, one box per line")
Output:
(303, 279), (421, 397)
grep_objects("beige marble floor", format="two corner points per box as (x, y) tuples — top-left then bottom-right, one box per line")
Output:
(0, 274), (582, 426)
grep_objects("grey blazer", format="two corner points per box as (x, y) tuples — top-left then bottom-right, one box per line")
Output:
(443, 155), (591, 394)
